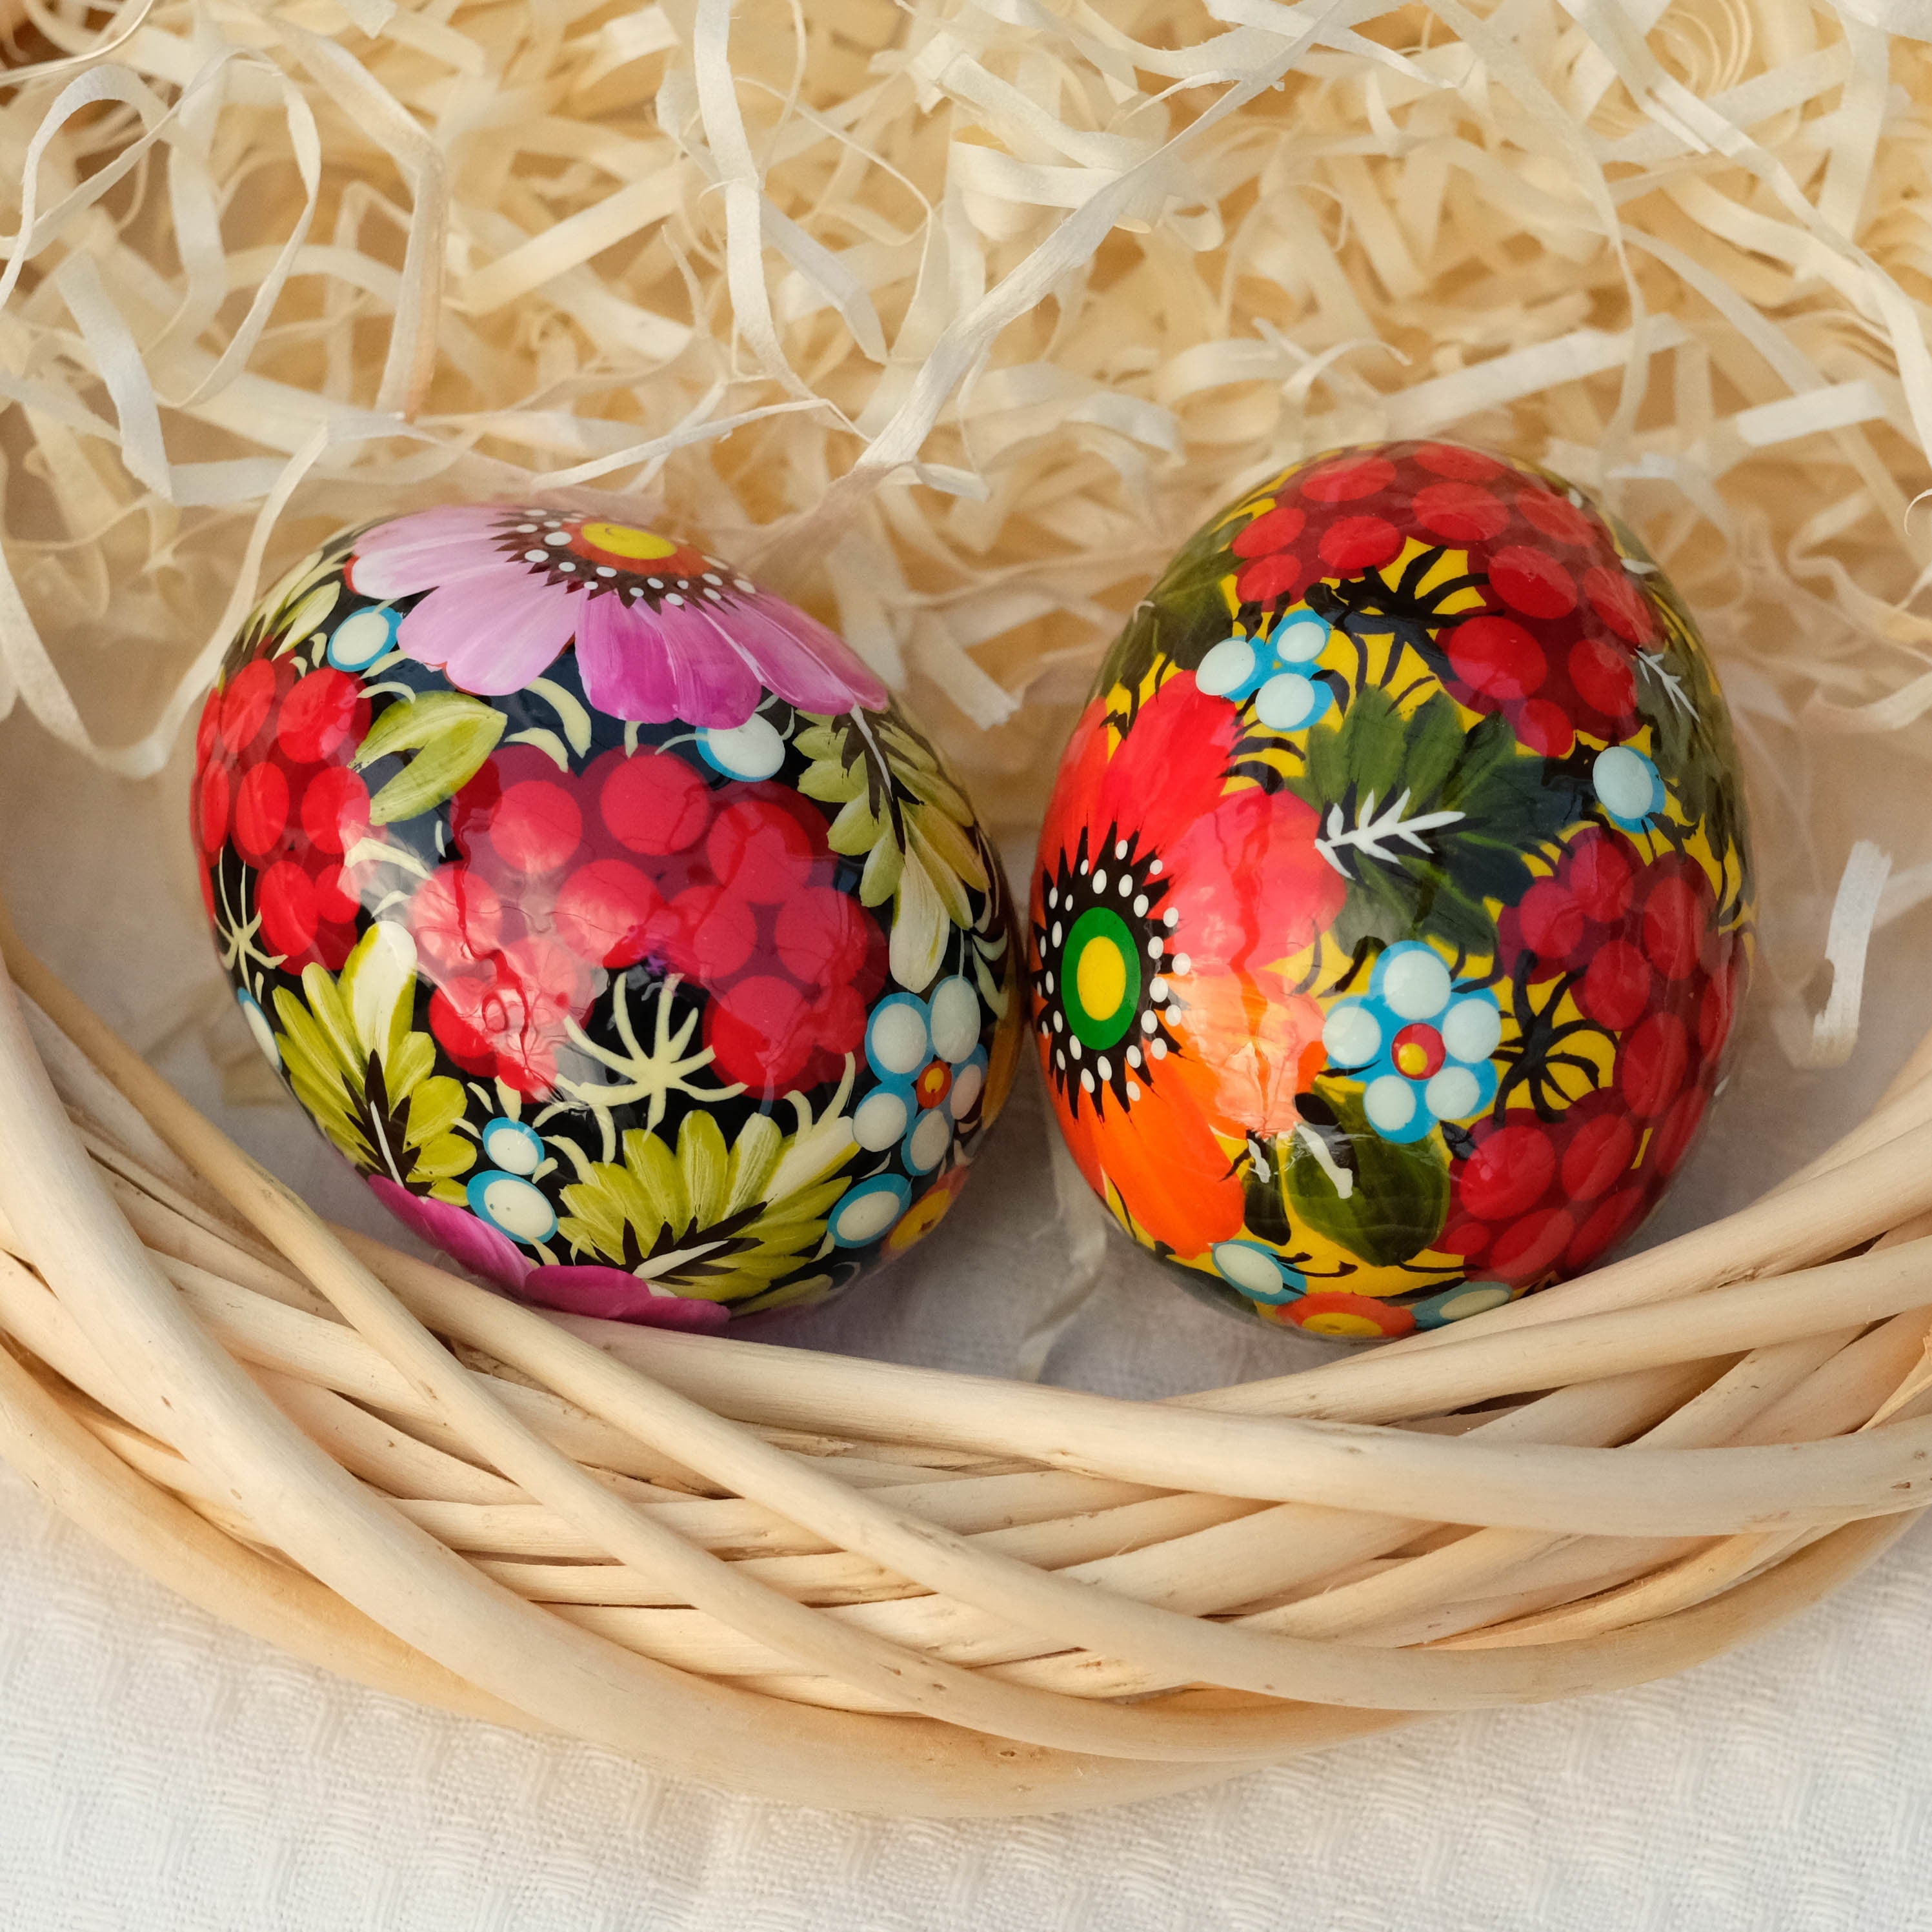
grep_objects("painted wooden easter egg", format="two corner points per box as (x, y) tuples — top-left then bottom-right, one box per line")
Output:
(1029, 441), (1753, 1338)
(192, 503), (1021, 1327)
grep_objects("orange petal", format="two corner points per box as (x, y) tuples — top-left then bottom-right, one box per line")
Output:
(1051, 1052), (1245, 1258)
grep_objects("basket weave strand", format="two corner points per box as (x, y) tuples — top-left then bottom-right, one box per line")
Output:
(0, 902), (1927, 1816)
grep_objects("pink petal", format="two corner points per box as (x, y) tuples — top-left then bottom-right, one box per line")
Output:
(575, 591), (679, 723)
(350, 505), (512, 599)
(519, 1263), (732, 1331)
(578, 590), (761, 727)
(397, 572), (579, 696)
(719, 592), (891, 714)
(367, 1175), (530, 1290)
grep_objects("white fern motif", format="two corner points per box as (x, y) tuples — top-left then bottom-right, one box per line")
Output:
(1636, 649), (1695, 718)
(1314, 789), (1466, 875)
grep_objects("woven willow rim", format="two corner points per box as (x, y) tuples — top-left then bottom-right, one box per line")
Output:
(1, 898), (1929, 1818)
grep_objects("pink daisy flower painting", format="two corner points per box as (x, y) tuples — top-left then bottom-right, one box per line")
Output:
(347, 504), (889, 729)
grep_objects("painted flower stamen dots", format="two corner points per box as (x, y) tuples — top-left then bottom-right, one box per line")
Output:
(194, 505), (1021, 1322)
(1031, 440), (1752, 1337)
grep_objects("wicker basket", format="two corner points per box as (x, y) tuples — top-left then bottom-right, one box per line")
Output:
(1, 903), (1929, 1816)
(5, 0), (1932, 1823)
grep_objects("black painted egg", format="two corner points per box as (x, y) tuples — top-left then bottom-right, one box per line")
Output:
(192, 503), (1022, 1326)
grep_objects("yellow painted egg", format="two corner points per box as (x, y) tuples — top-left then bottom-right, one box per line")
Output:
(1028, 442), (1753, 1338)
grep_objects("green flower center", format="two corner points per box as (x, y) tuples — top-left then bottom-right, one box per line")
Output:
(1063, 905), (1142, 1049)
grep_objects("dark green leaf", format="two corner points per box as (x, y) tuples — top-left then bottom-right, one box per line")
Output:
(1283, 1080), (1449, 1267)
(1103, 512), (1241, 691)
(1285, 689), (1589, 958)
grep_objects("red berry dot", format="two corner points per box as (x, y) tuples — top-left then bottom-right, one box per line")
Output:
(428, 983), (494, 1076)
(1413, 481), (1511, 544)
(1700, 960), (1740, 1061)
(707, 800), (816, 905)
(661, 884), (757, 982)
(299, 765), (372, 858)
(276, 668), (367, 766)
(1448, 614), (1546, 699)
(1489, 545), (1578, 619)
(1514, 698), (1575, 758)
(1569, 637), (1637, 719)
(1650, 1084), (1709, 1177)
(258, 859), (319, 958)
(1487, 1206), (1575, 1284)
(1642, 876), (1707, 981)
(1234, 553), (1313, 607)
(1567, 830), (1635, 923)
(776, 887), (872, 989)
(312, 921), (359, 971)
(232, 760), (291, 863)
(1229, 502), (1306, 558)
(1565, 1187), (1644, 1271)
(312, 863), (361, 925)
(196, 760), (232, 856)
(1317, 515), (1403, 574)
(486, 779), (583, 875)
(1560, 1111), (1638, 1201)
(410, 865), (504, 972)
(1484, 548), (1576, 614)
(554, 860), (664, 969)
(195, 690), (222, 768)
(1299, 455), (1396, 503)
(1436, 1216), (1492, 1260)
(219, 659), (278, 757)
(807, 982), (868, 1056)
(1581, 938), (1655, 1030)
(707, 975), (812, 1094)
(1618, 1011), (1689, 1118)
(1413, 443), (1504, 481)
(1459, 1122), (1557, 1222)
(1584, 563), (1657, 645)
(1518, 879), (1584, 960)
(1514, 488), (1599, 548)
(601, 750), (711, 856)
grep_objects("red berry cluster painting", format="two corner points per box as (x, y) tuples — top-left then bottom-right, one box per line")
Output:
(1029, 441), (1753, 1338)
(193, 507), (1021, 1327)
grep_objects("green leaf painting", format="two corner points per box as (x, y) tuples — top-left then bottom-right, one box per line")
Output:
(354, 690), (507, 825)
(1283, 687), (1589, 960)
(1283, 1080), (1449, 1268)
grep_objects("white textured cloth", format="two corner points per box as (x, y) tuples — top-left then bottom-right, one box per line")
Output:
(4, 714), (1931, 1929)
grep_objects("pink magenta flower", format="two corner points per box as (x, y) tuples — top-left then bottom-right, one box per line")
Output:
(347, 504), (889, 728)
(366, 1176), (730, 1331)
(368, 1174), (530, 1289)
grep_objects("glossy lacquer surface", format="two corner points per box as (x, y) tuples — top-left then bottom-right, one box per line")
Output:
(1030, 442), (1753, 1337)
(192, 505), (1021, 1327)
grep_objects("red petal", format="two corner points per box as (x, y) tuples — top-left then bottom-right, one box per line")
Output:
(1094, 676), (1240, 861)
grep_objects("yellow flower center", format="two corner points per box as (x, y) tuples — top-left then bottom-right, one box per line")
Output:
(578, 521), (679, 561)
(1075, 933), (1129, 1023)
(1394, 1040), (1431, 1077)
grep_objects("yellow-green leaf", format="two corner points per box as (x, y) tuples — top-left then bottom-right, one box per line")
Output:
(405, 1074), (469, 1149)
(909, 823), (972, 929)
(355, 692), (507, 826)
(827, 795), (885, 856)
(889, 855), (949, 990)
(911, 801), (988, 892)
(860, 834), (903, 907)
(798, 759), (866, 804)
